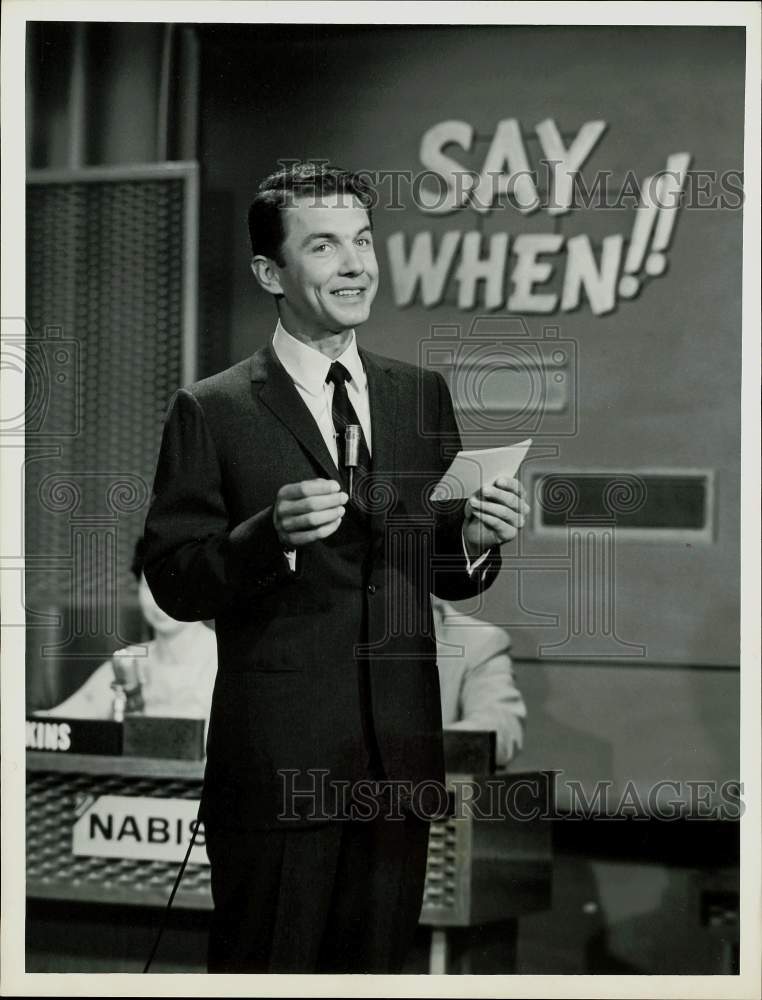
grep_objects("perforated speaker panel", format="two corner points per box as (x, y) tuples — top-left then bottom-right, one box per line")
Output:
(24, 166), (197, 699)
(26, 768), (211, 909)
(26, 765), (467, 921)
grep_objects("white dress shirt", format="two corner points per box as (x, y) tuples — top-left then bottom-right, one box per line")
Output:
(272, 320), (371, 466)
(271, 321), (489, 576)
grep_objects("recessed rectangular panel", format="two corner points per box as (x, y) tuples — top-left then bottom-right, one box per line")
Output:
(536, 473), (709, 530)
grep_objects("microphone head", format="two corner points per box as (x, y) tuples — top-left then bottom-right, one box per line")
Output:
(345, 425), (361, 467)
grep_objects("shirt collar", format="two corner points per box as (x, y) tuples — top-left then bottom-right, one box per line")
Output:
(272, 320), (366, 396)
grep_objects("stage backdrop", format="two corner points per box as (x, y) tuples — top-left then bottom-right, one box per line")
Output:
(197, 24), (744, 671)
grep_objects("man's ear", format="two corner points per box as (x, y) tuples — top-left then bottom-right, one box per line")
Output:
(251, 255), (284, 297)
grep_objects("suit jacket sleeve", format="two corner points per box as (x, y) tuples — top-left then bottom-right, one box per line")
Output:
(429, 371), (502, 600)
(143, 387), (292, 622)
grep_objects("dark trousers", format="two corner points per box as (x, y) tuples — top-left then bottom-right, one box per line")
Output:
(205, 811), (431, 973)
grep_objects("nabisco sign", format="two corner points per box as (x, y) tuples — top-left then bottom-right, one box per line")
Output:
(72, 794), (208, 865)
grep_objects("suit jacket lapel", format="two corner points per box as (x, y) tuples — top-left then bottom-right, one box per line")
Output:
(250, 343), (400, 523)
(252, 344), (341, 482)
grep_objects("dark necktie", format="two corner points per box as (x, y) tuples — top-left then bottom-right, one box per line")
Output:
(325, 361), (371, 492)
(326, 361), (383, 781)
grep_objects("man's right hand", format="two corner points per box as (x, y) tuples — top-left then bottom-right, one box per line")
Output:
(273, 479), (348, 548)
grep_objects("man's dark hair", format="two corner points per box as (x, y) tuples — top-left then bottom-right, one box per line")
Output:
(247, 161), (375, 266)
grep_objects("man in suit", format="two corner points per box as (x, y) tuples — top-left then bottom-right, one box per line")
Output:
(143, 161), (529, 973)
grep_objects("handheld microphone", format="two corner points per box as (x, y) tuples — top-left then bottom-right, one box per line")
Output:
(344, 425), (361, 497)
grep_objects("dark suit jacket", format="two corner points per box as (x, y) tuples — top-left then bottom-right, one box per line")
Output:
(143, 343), (500, 827)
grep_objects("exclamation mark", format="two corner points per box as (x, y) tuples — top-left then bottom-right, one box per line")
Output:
(618, 153), (691, 299)
(618, 174), (662, 299)
(645, 152), (691, 279)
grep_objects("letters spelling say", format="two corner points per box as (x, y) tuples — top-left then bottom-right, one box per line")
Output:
(418, 117), (608, 215)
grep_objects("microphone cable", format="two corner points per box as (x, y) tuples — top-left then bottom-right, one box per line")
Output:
(142, 807), (202, 973)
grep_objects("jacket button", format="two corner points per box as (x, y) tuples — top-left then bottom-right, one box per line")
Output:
(367, 583), (377, 594)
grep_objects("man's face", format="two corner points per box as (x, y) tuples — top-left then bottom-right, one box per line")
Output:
(272, 193), (379, 338)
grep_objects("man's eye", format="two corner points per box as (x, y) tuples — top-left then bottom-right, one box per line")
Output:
(356, 236), (373, 248)
(313, 243), (331, 253)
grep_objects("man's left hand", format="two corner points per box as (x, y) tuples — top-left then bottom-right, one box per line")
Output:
(463, 477), (530, 559)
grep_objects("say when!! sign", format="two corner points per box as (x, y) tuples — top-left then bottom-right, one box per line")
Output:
(72, 794), (208, 866)
(381, 118), (727, 316)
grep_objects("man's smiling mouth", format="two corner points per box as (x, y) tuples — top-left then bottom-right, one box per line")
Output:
(332, 289), (364, 297)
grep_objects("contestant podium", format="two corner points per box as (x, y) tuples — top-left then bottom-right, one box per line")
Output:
(26, 720), (552, 973)
(417, 731), (552, 972)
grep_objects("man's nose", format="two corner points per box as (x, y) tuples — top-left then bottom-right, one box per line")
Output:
(337, 242), (363, 275)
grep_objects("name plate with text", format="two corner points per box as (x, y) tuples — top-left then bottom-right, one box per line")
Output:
(72, 794), (208, 865)
(26, 717), (123, 756)
(25, 715), (206, 759)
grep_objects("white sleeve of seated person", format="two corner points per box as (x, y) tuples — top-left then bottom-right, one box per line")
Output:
(441, 611), (527, 767)
(39, 660), (116, 720)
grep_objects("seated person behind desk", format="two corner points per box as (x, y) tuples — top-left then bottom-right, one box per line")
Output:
(42, 539), (217, 721)
(433, 597), (526, 768)
(43, 554), (524, 759)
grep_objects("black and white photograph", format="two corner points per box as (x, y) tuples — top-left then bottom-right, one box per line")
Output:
(1, 1), (760, 995)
